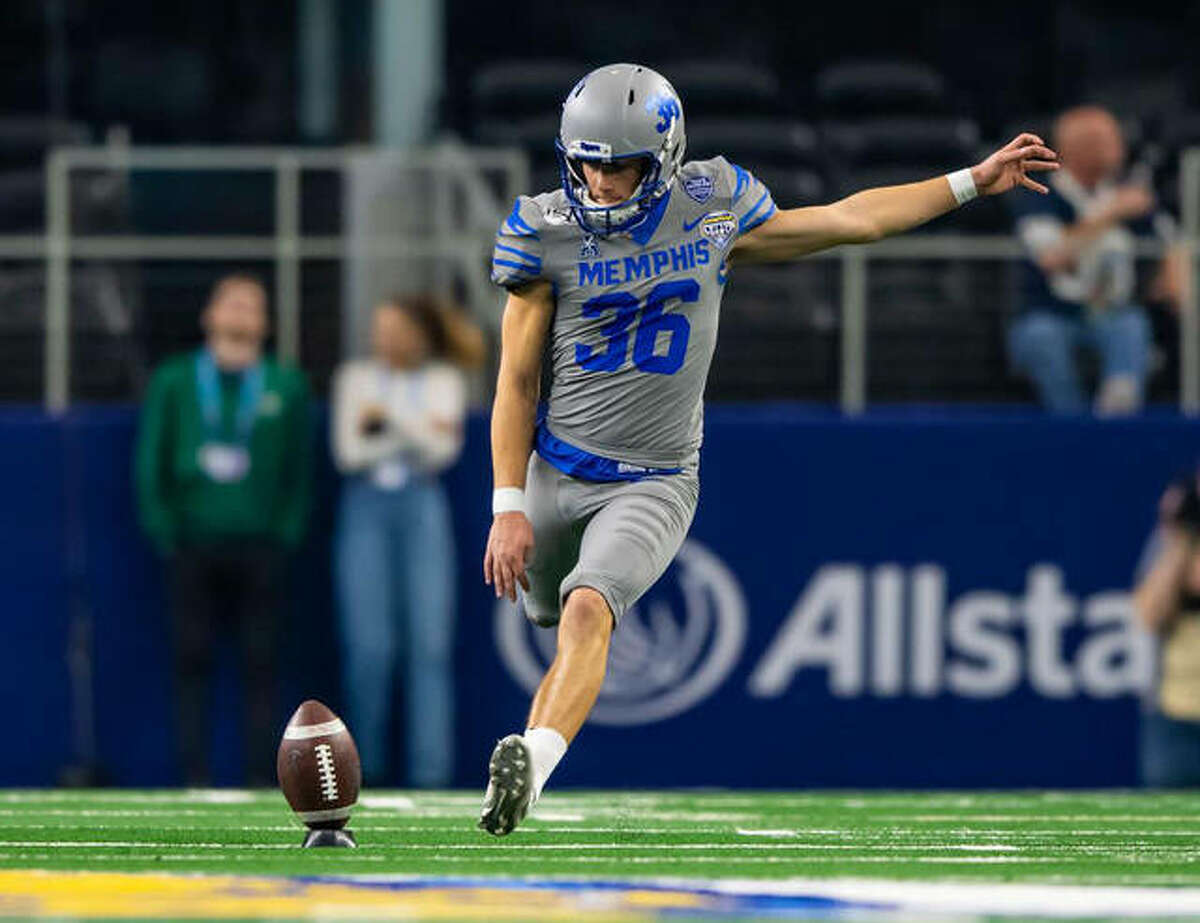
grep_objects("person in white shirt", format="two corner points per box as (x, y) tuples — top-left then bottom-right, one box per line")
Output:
(331, 294), (483, 786)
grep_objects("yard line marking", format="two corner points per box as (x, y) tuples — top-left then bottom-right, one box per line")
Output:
(735, 829), (796, 837)
(359, 795), (416, 810)
(0, 840), (1032, 852)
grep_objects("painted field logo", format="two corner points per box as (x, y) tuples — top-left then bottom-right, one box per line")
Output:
(495, 540), (747, 725)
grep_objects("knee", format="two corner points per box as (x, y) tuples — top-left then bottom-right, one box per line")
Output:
(557, 588), (613, 654)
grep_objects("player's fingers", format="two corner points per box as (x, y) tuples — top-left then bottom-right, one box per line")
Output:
(493, 558), (510, 598)
(1019, 174), (1050, 195)
(998, 144), (1054, 165)
(483, 548), (494, 585)
(509, 550), (530, 594)
(1022, 159), (1060, 173)
(1006, 132), (1044, 150)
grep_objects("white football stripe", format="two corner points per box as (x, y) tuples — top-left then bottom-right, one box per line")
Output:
(296, 805), (353, 823)
(283, 718), (346, 740)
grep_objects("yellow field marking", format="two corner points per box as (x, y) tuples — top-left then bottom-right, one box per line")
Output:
(0, 870), (703, 920)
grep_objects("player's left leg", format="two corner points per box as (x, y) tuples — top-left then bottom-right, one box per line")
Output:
(479, 470), (697, 836)
(479, 587), (612, 836)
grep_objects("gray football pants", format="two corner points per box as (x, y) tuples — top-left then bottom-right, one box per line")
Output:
(519, 452), (699, 627)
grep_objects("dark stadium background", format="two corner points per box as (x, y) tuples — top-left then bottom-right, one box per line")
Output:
(0, 0), (1196, 789)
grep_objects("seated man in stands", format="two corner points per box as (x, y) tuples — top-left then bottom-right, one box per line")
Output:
(1008, 105), (1187, 415)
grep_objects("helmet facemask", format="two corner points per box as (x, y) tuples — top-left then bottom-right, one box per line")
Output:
(556, 146), (665, 235)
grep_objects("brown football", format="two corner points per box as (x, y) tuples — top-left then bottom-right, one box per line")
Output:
(277, 699), (361, 830)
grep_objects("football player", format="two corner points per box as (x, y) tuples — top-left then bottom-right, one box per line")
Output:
(479, 63), (1057, 835)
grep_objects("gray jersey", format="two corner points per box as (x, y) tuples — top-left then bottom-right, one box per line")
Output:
(492, 157), (775, 472)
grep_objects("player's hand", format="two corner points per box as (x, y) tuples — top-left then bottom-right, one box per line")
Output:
(484, 512), (534, 602)
(970, 133), (1060, 196)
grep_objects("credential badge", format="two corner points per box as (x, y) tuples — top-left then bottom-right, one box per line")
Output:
(699, 211), (738, 249)
(684, 175), (714, 204)
(580, 233), (600, 259)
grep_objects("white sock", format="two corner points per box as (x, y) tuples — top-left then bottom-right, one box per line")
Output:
(523, 726), (567, 802)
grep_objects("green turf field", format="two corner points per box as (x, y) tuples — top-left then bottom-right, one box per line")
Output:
(1, 788), (1199, 920)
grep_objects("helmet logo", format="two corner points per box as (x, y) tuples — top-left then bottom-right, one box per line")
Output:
(568, 139), (613, 159)
(645, 93), (681, 134)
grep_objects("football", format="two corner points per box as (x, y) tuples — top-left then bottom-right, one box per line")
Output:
(277, 699), (361, 833)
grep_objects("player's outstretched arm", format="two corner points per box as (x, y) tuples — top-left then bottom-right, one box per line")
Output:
(484, 280), (554, 602)
(731, 133), (1059, 264)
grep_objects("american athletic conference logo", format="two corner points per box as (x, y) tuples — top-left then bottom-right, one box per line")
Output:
(494, 540), (747, 725)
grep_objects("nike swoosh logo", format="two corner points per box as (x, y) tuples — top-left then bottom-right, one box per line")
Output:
(682, 215), (705, 232)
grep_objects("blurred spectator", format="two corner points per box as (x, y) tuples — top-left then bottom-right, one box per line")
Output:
(1133, 470), (1200, 787)
(1008, 105), (1187, 415)
(332, 295), (483, 787)
(135, 273), (312, 786)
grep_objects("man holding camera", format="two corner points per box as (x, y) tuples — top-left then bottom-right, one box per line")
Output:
(1133, 471), (1200, 786)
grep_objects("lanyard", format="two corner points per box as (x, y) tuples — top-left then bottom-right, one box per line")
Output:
(195, 349), (264, 446)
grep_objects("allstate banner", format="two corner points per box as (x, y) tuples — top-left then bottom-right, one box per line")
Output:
(446, 410), (1194, 788)
(0, 408), (1192, 787)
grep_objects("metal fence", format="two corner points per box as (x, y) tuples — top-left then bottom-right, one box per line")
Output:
(1, 143), (1197, 413)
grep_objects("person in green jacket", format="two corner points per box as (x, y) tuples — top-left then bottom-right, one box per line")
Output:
(135, 273), (311, 786)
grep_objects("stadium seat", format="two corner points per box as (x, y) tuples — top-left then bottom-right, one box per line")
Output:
(821, 117), (981, 167)
(470, 60), (589, 121)
(752, 166), (826, 208)
(474, 114), (561, 151)
(686, 119), (821, 166)
(0, 118), (89, 170)
(815, 59), (950, 118)
(659, 60), (782, 117)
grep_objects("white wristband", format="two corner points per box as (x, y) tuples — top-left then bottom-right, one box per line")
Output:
(492, 486), (525, 516)
(946, 168), (978, 205)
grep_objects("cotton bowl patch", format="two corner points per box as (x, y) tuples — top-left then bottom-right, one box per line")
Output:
(699, 211), (737, 248)
(683, 175), (713, 204)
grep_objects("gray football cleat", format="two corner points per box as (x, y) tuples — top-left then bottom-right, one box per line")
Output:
(478, 734), (533, 836)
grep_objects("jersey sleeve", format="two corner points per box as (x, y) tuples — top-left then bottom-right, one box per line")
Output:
(491, 196), (546, 289)
(712, 156), (776, 236)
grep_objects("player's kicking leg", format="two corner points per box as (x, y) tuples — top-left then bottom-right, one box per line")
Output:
(479, 468), (696, 836)
(478, 588), (612, 836)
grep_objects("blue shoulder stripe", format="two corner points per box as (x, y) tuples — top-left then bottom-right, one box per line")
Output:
(493, 258), (540, 274)
(732, 163), (750, 204)
(503, 199), (540, 239)
(739, 192), (774, 232)
(494, 242), (542, 265)
(740, 202), (776, 234)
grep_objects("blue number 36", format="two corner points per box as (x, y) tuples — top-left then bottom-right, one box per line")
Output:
(575, 279), (697, 375)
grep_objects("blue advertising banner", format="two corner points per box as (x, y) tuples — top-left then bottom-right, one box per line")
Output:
(0, 406), (1194, 787)
(452, 409), (1192, 789)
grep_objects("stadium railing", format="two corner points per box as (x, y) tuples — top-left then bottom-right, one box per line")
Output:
(0, 143), (1196, 413)
(0, 141), (527, 410)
